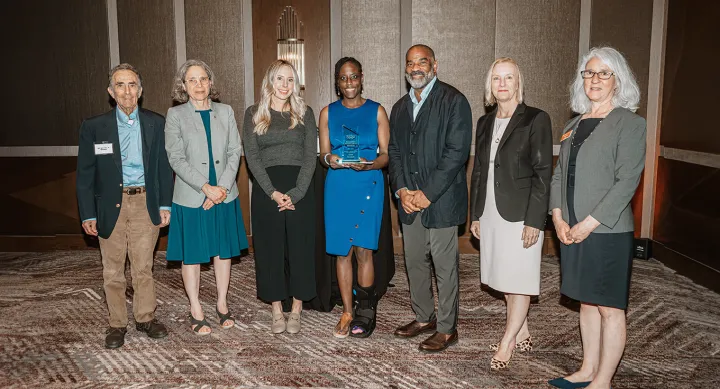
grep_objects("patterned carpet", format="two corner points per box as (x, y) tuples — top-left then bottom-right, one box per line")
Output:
(0, 251), (719, 389)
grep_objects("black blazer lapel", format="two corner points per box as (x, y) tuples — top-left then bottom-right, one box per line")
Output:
(481, 110), (496, 166)
(102, 110), (122, 174)
(411, 82), (440, 130)
(139, 109), (154, 169)
(405, 95), (414, 124)
(497, 103), (526, 150)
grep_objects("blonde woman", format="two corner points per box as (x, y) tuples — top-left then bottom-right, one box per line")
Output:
(469, 57), (553, 369)
(242, 60), (317, 334)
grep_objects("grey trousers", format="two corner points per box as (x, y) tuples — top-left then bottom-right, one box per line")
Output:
(401, 216), (459, 334)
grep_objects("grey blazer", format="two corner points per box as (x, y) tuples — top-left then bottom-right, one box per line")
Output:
(549, 107), (646, 233)
(165, 101), (242, 208)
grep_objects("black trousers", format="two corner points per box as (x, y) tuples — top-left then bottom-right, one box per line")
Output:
(252, 165), (316, 302)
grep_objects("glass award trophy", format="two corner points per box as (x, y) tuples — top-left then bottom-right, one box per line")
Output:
(341, 125), (361, 163)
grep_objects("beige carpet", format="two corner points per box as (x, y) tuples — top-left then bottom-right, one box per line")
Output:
(0, 251), (718, 388)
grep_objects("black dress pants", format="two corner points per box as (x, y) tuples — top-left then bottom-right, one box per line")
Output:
(252, 165), (316, 302)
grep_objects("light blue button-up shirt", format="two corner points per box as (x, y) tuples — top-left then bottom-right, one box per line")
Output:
(117, 107), (145, 187)
(409, 75), (438, 121)
(395, 76), (439, 198)
(83, 107), (169, 223)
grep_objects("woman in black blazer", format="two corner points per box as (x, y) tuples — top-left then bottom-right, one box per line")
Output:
(469, 57), (553, 369)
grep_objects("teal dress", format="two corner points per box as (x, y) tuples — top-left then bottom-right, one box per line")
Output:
(166, 109), (248, 264)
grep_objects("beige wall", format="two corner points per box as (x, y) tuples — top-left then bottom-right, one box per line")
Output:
(341, 0), (401, 114)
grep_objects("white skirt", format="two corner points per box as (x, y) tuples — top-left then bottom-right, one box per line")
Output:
(479, 167), (542, 295)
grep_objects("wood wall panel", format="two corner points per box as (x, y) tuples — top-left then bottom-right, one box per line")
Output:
(117, 0), (177, 115)
(495, 0), (580, 143)
(3, 1), (109, 146)
(590, 0), (653, 118)
(184, 0), (250, 233)
(252, 0), (331, 118)
(660, 0), (720, 154)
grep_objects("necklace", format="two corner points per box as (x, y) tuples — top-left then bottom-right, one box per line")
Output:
(571, 118), (603, 148)
(492, 118), (509, 143)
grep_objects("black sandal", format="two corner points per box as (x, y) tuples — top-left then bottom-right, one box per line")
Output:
(216, 307), (236, 329)
(349, 284), (377, 338)
(189, 314), (212, 336)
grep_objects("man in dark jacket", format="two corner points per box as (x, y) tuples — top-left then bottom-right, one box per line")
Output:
(76, 63), (173, 348)
(388, 45), (472, 352)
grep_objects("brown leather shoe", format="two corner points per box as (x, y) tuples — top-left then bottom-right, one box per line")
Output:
(419, 331), (458, 352)
(394, 319), (437, 338)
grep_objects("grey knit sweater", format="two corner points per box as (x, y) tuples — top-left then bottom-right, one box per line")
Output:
(242, 105), (317, 203)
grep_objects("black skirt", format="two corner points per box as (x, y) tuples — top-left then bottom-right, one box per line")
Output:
(560, 118), (634, 309)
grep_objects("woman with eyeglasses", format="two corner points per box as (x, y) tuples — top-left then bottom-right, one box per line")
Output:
(548, 47), (646, 389)
(319, 57), (391, 339)
(243, 60), (317, 334)
(164, 59), (249, 335)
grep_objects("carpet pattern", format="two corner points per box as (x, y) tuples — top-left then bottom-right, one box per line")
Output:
(0, 251), (719, 389)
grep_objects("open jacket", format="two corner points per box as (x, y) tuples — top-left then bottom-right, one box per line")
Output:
(388, 80), (473, 228)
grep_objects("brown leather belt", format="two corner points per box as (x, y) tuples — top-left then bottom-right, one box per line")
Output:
(123, 186), (146, 195)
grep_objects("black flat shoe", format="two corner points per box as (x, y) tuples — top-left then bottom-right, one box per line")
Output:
(105, 327), (127, 349)
(547, 377), (591, 389)
(136, 319), (168, 339)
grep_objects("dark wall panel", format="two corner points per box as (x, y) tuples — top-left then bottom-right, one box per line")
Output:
(653, 158), (720, 272)
(590, 0), (653, 119)
(495, 0), (581, 143)
(2, 1), (109, 146)
(252, 0), (331, 118)
(117, 0), (176, 116)
(660, 0), (720, 154)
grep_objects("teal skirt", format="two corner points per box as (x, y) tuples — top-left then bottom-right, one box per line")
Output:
(166, 198), (248, 264)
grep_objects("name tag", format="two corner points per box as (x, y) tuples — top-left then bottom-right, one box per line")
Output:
(560, 130), (573, 142)
(94, 143), (114, 155)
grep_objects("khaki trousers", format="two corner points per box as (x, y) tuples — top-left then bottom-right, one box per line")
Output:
(99, 192), (160, 328)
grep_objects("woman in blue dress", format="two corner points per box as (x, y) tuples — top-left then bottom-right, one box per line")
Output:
(164, 60), (248, 335)
(319, 57), (390, 338)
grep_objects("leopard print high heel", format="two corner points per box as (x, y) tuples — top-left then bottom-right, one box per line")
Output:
(489, 336), (533, 352)
(490, 349), (515, 370)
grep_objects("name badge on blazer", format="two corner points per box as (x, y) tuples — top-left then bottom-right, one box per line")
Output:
(94, 143), (114, 155)
(560, 130), (573, 142)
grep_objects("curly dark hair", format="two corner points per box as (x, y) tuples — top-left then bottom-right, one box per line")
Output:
(334, 57), (363, 98)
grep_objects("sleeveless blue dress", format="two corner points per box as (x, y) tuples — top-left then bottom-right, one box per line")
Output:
(324, 99), (384, 256)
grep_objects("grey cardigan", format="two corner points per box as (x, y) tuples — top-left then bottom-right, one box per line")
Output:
(549, 107), (646, 233)
(164, 101), (242, 208)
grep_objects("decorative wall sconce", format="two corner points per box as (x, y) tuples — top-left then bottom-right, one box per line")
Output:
(277, 6), (305, 90)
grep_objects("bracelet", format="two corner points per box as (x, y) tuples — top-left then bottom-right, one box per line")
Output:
(323, 153), (331, 165)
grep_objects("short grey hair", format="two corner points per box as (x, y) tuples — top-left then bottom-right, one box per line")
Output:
(170, 59), (220, 103)
(108, 63), (142, 89)
(570, 47), (641, 114)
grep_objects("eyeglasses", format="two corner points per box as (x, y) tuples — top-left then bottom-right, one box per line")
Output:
(580, 70), (614, 80)
(184, 76), (210, 86)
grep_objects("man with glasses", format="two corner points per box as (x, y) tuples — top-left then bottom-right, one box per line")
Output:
(76, 63), (173, 348)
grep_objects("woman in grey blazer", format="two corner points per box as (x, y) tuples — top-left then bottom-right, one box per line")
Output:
(164, 60), (248, 335)
(548, 47), (646, 389)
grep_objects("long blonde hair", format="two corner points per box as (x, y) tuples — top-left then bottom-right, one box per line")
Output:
(253, 60), (306, 135)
